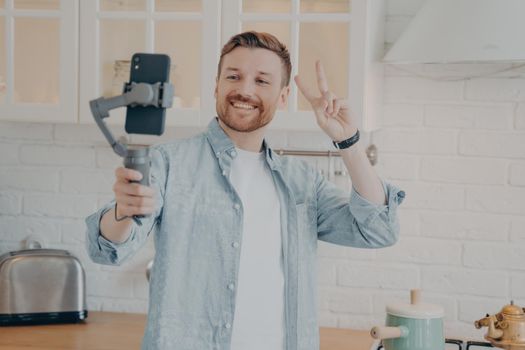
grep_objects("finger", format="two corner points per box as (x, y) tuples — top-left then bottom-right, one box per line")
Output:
(116, 202), (155, 217)
(332, 98), (341, 117)
(113, 182), (155, 197)
(313, 98), (329, 117)
(323, 91), (335, 114)
(294, 75), (317, 103)
(316, 60), (329, 94)
(116, 193), (156, 208)
(113, 182), (154, 197)
(337, 98), (349, 110)
(115, 167), (143, 182)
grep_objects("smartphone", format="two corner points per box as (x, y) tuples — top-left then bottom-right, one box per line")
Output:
(125, 53), (171, 135)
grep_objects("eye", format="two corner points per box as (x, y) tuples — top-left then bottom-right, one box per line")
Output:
(226, 75), (239, 80)
(256, 79), (269, 85)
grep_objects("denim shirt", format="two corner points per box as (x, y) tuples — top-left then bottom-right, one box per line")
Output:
(85, 118), (405, 350)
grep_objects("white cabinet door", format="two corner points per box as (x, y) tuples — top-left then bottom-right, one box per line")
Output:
(220, 0), (384, 132)
(78, 0), (221, 128)
(1, 0), (383, 131)
(0, 0), (78, 123)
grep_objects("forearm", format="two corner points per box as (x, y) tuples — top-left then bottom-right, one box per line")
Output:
(340, 142), (386, 205)
(99, 207), (134, 243)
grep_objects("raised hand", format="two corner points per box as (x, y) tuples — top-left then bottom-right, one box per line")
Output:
(294, 60), (358, 142)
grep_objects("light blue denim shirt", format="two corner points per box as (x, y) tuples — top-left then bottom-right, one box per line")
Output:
(85, 118), (405, 350)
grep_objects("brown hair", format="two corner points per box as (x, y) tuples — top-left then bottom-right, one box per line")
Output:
(217, 31), (292, 87)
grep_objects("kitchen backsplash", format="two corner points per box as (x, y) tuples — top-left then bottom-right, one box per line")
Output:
(1, 0), (525, 340)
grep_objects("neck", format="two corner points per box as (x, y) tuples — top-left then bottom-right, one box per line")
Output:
(218, 118), (266, 152)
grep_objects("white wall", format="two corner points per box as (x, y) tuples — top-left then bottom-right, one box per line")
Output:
(1, 0), (525, 340)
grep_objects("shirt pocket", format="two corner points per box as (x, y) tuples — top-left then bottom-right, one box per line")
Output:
(296, 201), (317, 258)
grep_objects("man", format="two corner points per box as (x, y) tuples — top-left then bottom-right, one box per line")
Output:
(86, 31), (404, 350)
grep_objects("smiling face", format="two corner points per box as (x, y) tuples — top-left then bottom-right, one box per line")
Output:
(215, 47), (289, 133)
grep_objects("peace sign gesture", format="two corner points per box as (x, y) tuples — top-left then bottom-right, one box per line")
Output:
(294, 60), (358, 142)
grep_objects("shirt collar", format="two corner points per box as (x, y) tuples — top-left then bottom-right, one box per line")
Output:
(205, 117), (282, 170)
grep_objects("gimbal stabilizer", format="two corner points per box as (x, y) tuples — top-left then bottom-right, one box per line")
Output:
(90, 81), (174, 222)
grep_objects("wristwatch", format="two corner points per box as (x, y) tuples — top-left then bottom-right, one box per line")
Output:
(332, 129), (360, 150)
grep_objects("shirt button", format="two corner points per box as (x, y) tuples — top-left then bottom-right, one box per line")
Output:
(232, 242), (239, 248)
(233, 203), (240, 210)
(230, 150), (237, 157)
(222, 170), (227, 176)
(216, 151), (221, 157)
(225, 323), (231, 329)
(228, 283), (235, 291)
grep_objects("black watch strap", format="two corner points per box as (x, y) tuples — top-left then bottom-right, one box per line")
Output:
(332, 129), (360, 150)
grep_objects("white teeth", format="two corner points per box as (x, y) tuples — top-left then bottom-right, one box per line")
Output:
(232, 102), (256, 110)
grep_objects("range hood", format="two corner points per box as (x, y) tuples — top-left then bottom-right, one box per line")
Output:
(383, 0), (525, 64)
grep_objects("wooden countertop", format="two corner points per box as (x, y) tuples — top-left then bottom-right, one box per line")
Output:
(0, 312), (376, 350)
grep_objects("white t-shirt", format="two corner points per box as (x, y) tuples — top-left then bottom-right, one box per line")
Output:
(229, 147), (284, 350)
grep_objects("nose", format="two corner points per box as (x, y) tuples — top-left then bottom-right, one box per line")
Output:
(236, 78), (256, 97)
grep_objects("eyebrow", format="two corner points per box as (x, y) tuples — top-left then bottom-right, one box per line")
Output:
(225, 67), (273, 77)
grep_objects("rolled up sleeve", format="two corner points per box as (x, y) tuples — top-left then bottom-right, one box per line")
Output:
(348, 181), (405, 246)
(317, 171), (405, 248)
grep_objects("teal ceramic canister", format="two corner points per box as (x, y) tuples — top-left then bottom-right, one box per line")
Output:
(371, 290), (445, 350)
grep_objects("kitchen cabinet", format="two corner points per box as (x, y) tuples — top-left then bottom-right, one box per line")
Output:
(0, 311), (377, 349)
(2, 0), (384, 132)
(79, 0), (220, 127)
(0, 0), (78, 123)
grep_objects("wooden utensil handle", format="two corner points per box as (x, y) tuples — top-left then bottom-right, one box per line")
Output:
(370, 326), (403, 340)
(411, 289), (421, 305)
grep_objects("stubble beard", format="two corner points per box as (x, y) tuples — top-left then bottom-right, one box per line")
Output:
(216, 94), (275, 133)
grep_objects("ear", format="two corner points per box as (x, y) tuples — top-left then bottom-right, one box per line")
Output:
(278, 85), (290, 109)
(214, 76), (218, 98)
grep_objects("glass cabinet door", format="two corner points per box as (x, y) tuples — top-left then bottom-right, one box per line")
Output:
(79, 0), (220, 127)
(222, 0), (384, 131)
(0, 0), (78, 122)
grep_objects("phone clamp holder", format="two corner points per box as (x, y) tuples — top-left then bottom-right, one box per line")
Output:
(90, 82), (173, 159)
(89, 81), (174, 224)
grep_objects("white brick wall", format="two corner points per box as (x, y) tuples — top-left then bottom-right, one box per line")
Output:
(509, 162), (525, 186)
(375, 129), (458, 155)
(516, 103), (525, 129)
(375, 237), (462, 265)
(0, 143), (19, 165)
(465, 79), (525, 102)
(420, 267), (508, 297)
(419, 211), (509, 241)
(382, 104), (423, 127)
(338, 263), (419, 289)
(424, 103), (513, 129)
(0, 191), (21, 215)
(419, 157), (507, 185)
(466, 186), (525, 215)
(1, 0), (524, 340)
(510, 217), (525, 242)
(458, 297), (507, 323)
(459, 131), (525, 158)
(20, 144), (96, 166)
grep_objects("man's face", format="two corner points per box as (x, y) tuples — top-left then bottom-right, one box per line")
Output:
(215, 47), (289, 133)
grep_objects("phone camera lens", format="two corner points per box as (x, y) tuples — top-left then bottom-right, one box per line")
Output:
(134, 56), (140, 63)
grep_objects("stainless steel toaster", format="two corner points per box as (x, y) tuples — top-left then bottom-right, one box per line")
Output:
(0, 248), (88, 326)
